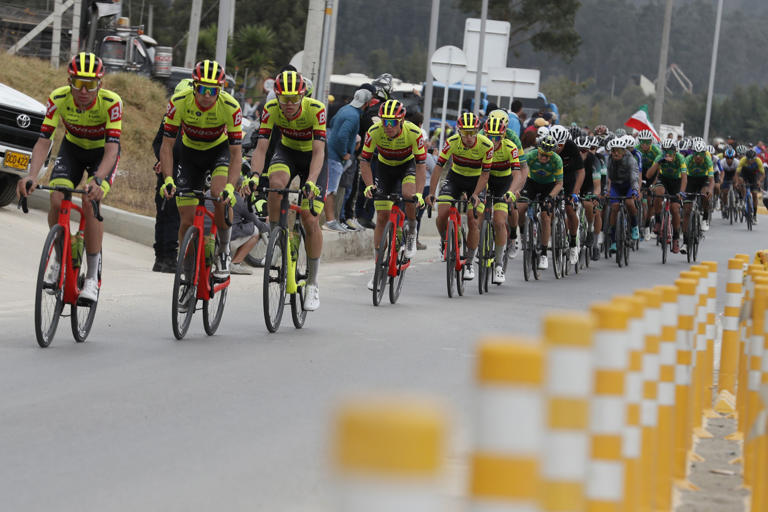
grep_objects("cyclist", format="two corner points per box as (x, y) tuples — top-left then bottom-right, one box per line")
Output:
(516, 135), (564, 270)
(736, 149), (765, 224)
(485, 109), (526, 259)
(574, 136), (601, 256)
(359, 99), (426, 289)
(682, 140), (715, 241)
(719, 146), (739, 217)
(590, 135), (607, 260)
(246, 70), (327, 310)
(17, 52), (122, 303)
(550, 125), (584, 265)
(605, 137), (640, 253)
(426, 112), (494, 281)
(483, 115), (522, 283)
(636, 130), (660, 239)
(160, 60), (242, 291)
(646, 139), (687, 254)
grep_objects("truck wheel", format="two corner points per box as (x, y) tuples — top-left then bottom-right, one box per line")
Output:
(0, 174), (20, 207)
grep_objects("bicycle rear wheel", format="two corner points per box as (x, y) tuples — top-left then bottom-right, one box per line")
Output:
(389, 226), (407, 304)
(691, 214), (701, 261)
(552, 213), (563, 279)
(623, 219), (630, 266)
(728, 189), (735, 225)
(263, 227), (287, 333)
(523, 221), (532, 282)
(661, 209), (669, 264)
(532, 217), (542, 281)
(478, 219), (491, 294)
(445, 222), (456, 297)
(172, 227), (199, 340)
(373, 222), (392, 306)
(291, 224), (308, 327)
(746, 194), (753, 231)
(35, 225), (66, 348)
(203, 238), (228, 335)
(71, 252), (101, 343)
(456, 225), (466, 296)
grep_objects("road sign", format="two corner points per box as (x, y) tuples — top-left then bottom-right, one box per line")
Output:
(430, 45), (468, 85)
(486, 67), (541, 100)
(463, 18), (510, 74)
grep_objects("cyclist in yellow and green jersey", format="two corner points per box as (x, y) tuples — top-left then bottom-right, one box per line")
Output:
(426, 112), (493, 281)
(483, 116), (523, 284)
(246, 70), (326, 310)
(516, 135), (564, 270)
(736, 148), (765, 223)
(18, 52), (122, 303)
(646, 138), (687, 253)
(683, 140), (714, 239)
(159, 60), (243, 281)
(360, 100), (426, 282)
(636, 130), (661, 238)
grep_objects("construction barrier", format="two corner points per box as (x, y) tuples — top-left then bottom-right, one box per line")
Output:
(329, 251), (768, 511)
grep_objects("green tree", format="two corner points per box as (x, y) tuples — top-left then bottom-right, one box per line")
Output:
(233, 24), (277, 73)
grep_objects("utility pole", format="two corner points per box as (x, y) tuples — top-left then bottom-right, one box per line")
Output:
(147, 3), (154, 38)
(215, 0), (233, 68)
(70, 0), (81, 56)
(321, 0), (340, 102)
(184, 0), (202, 68)
(472, 0), (488, 116)
(51, 0), (63, 68)
(653, 0), (674, 128)
(703, 0), (724, 141)
(422, 0), (440, 131)
(302, 0), (325, 87)
(316, 0), (334, 101)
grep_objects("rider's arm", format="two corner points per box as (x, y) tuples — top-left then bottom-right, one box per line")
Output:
(550, 181), (563, 198)
(359, 158), (374, 189)
(250, 138), (269, 176)
(414, 162), (426, 193)
(645, 161), (659, 181)
(159, 136), (175, 179)
(429, 163), (443, 198)
(307, 139), (325, 185)
(680, 172), (687, 194)
(472, 171), (490, 199)
(93, 141), (119, 181)
(26, 137), (54, 183)
(572, 167), (585, 194)
(227, 143), (243, 186)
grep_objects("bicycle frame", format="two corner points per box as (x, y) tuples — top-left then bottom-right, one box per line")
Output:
(192, 204), (230, 300)
(385, 203), (411, 277)
(266, 188), (312, 295)
(438, 199), (469, 272)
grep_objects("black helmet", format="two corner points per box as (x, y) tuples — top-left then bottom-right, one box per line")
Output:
(746, 149), (757, 159)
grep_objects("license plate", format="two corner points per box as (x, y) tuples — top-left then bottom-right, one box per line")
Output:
(4, 150), (30, 171)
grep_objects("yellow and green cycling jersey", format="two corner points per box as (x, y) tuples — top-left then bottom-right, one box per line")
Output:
(437, 133), (494, 177)
(257, 96), (327, 152)
(636, 143), (661, 172)
(360, 120), (426, 166)
(487, 139), (521, 177)
(684, 153), (714, 178)
(41, 86), (123, 150)
(737, 156), (765, 179)
(163, 87), (243, 151)
(654, 152), (687, 179)
(525, 149), (563, 184)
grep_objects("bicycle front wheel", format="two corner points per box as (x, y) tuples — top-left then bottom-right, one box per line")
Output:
(263, 226), (287, 333)
(172, 227), (199, 340)
(746, 195), (753, 231)
(478, 218), (491, 294)
(616, 209), (625, 268)
(661, 209), (669, 264)
(35, 224), (66, 348)
(552, 214), (563, 279)
(389, 226), (407, 304)
(445, 221), (456, 297)
(456, 225), (466, 296)
(692, 213), (701, 261)
(291, 224), (308, 328)
(71, 252), (101, 343)
(373, 222), (392, 306)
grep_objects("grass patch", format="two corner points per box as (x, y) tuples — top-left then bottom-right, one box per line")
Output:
(0, 53), (167, 216)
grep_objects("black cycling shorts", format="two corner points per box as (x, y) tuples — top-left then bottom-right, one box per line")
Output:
(174, 140), (229, 193)
(519, 178), (557, 203)
(49, 138), (120, 193)
(438, 171), (484, 202)
(653, 175), (682, 203)
(685, 175), (710, 194)
(375, 160), (416, 195)
(741, 172), (759, 188)
(268, 142), (328, 213)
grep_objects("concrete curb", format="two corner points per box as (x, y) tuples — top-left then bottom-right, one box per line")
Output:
(26, 189), (377, 261)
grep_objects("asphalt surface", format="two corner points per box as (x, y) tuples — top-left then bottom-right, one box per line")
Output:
(1, 206), (765, 511)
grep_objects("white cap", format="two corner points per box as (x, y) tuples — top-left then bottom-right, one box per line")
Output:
(350, 89), (373, 108)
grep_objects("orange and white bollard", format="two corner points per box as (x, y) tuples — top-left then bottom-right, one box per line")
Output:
(751, 308), (768, 512)
(612, 295), (646, 512)
(689, 265), (711, 438)
(702, 261), (718, 419)
(541, 312), (595, 512)
(715, 258), (745, 414)
(586, 302), (630, 512)
(333, 397), (447, 512)
(673, 278), (698, 489)
(744, 285), (768, 490)
(470, 339), (544, 512)
(635, 288), (663, 512)
(654, 284), (679, 509)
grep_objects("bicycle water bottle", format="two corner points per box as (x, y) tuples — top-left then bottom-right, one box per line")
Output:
(396, 226), (403, 249)
(71, 230), (84, 268)
(204, 234), (216, 267)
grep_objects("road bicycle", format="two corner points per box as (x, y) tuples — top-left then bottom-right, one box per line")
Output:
(550, 194), (568, 279)
(724, 184), (737, 225)
(577, 195), (598, 271)
(744, 183), (755, 231)
(171, 190), (232, 340)
(521, 198), (544, 282)
(683, 192), (704, 263)
(608, 195), (633, 268)
(477, 195), (509, 294)
(371, 192), (419, 306)
(19, 184), (103, 348)
(262, 188), (314, 332)
(653, 193), (677, 265)
(437, 198), (470, 298)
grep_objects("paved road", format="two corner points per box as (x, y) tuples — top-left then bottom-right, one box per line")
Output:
(1, 206), (764, 511)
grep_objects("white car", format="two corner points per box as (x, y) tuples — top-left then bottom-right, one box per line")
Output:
(0, 82), (48, 207)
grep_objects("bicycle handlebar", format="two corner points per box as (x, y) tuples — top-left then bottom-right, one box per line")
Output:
(262, 187), (318, 217)
(20, 183), (103, 222)
(174, 190), (233, 227)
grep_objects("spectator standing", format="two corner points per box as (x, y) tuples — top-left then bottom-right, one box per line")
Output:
(228, 190), (267, 275)
(325, 88), (372, 231)
(243, 97), (257, 120)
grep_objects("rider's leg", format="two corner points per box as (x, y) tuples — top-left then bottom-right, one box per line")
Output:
(492, 203), (508, 263)
(268, 167), (290, 229)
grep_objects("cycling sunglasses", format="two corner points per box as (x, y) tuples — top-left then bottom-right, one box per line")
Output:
(486, 133), (503, 142)
(381, 118), (400, 128)
(663, 149), (676, 156)
(459, 128), (478, 137)
(277, 94), (302, 104)
(70, 78), (100, 92)
(195, 83), (220, 96)
(694, 151), (707, 157)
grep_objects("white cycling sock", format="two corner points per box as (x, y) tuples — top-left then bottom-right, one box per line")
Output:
(86, 253), (100, 280)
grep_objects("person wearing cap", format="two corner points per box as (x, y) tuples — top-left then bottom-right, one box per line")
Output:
(325, 88), (373, 231)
